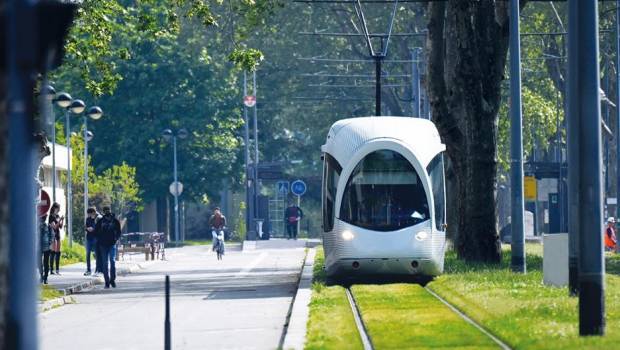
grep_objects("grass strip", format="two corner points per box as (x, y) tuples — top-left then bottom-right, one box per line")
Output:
(40, 285), (64, 301)
(305, 248), (363, 350)
(428, 244), (620, 350)
(352, 284), (498, 350)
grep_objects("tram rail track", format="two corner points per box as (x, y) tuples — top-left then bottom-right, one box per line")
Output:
(345, 285), (512, 350)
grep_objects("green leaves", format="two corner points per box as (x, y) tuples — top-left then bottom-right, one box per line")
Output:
(228, 47), (264, 71)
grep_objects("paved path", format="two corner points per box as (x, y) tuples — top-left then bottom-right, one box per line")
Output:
(39, 244), (306, 350)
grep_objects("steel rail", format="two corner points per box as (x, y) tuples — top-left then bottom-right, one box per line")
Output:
(345, 288), (374, 350)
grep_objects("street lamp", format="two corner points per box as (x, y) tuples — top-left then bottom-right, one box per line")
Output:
(83, 106), (103, 228)
(162, 128), (188, 243)
(43, 85), (57, 202)
(65, 98), (85, 247)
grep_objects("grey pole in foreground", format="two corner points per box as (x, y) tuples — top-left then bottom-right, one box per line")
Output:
(411, 48), (421, 118)
(510, 0), (525, 273)
(84, 116), (89, 229)
(173, 136), (180, 243)
(6, 1), (38, 348)
(243, 71), (252, 238)
(568, 0), (605, 336)
(253, 70), (259, 223)
(165, 275), (171, 350)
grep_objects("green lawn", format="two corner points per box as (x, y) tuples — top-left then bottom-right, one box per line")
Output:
(305, 248), (363, 350)
(428, 244), (620, 350)
(60, 240), (86, 266)
(352, 284), (498, 349)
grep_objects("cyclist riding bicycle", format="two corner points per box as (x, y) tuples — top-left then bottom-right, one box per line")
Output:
(209, 207), (227, 257)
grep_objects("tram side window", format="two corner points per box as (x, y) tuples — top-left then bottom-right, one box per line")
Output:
(426, 153), (446, 231)
(323, 153), (341, 232)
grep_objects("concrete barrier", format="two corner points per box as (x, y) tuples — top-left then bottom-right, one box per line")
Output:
(543, 233), (568, 287)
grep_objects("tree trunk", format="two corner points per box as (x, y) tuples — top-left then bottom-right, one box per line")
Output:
(426, 1), (510, 262)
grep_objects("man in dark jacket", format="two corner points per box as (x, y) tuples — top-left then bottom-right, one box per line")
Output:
(84, 207), (101, 276)
(284, 202), (303, 240)
(95, 206), (122, 288)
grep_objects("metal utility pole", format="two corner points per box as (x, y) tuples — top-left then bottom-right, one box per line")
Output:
(173, 136), (180, 243)
(243, 71), (252, 238)
(83, 116), (89, 230)
(253, 71), (259, 222)
(616, 0), (620, 240)
(50, 94), (57, 203)
(375, 56), (382, 116)
(411, 48), (421, 118)
(568, 0), (605, 336)
(510, 0), (526, 273)
(65, 107), (73, 246)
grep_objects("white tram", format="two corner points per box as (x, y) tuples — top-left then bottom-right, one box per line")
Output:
(321, 117), (447, 284)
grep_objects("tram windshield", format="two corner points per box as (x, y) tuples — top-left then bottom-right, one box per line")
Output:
(339, 150), (429, 231)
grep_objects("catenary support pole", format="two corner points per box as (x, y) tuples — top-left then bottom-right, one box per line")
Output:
(253, 70), (259, 225)
(66, 108), (73, 247)
(52, 105), (57, 203)
(412, 48), (421, 118)
(510, 0), (526, 273)
(243, 71), (252, 239)
(616, 0), (620, 244)
(569, 0), (605, 336)
(6, 0), (38, 348)
(173, 136), (179, 243)
(375, 56), (382, 116)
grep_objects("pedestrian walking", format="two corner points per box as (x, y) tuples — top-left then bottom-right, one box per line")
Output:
(284, 202), (303, 240)
(84, 207), (101, 276)
(39, 213), (53, 284)
(48, 202), (64, 275)
(605, 217), (617, 252)
(95, 206), (121, 288)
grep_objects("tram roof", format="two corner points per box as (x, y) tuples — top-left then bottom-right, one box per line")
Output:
(322, 116), (445, 167)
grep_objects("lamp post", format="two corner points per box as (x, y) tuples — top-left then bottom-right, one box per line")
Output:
(83, 106), (103, 226)
(162, 128), (188, 243)
(66, 98), (85, 247)
(43, 85), (57, 202)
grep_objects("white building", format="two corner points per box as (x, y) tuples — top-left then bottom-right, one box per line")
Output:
(40, 143), (71, 240)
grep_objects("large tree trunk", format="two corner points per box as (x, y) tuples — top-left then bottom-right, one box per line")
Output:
(426, 1), (510, 262)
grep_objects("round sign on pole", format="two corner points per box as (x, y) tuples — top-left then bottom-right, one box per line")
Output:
(169, 181), (184, 196)
(243, 95), (256, 107)
(38, 190), (51, 216)
(291, 180), (307, 197)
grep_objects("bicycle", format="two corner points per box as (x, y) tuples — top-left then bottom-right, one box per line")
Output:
(212, 228), (225, 260)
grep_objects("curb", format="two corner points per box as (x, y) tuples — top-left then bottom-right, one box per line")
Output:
(39, 295), (76, 312)
(282, 247), (316, 350)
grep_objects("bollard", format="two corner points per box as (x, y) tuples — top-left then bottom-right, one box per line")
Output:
(165, 275), (171, 350)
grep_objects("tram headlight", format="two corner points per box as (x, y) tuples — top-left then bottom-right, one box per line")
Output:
(415, 231), (429, 241)
(342, 230), (355, 241)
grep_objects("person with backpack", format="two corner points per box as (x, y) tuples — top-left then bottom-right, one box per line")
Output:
(39, 212), (53, 284)
(95, 206), (121, 288)
(284, 202), (303, 240)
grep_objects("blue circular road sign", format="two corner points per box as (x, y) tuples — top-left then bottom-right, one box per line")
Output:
(291, 180), (307, 196)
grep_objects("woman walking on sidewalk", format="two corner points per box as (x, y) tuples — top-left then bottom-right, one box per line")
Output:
(39, 213), (53, 284)
(49, 202), (64, 275)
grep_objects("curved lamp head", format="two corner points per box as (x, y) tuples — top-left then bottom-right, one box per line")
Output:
(87, 106), (103, 120)
(85, 130), (94, 142)
(162, 129), (173, 142)
(177, 128), (189, 139)
(44, 85), (56, 101)
(55, 92), (72, 108)
(69, 99), (86, 114)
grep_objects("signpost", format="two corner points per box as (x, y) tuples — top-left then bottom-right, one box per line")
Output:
(169, 181), (184, 197)
(524, 176), (537, 202)
(243, 95), (256, 108)
(291, 180), (307, 235)
(38, 190), (51, 217)
(277, 181), (290, 196)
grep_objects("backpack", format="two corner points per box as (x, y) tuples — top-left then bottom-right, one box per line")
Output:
(101, 216), (117, 239)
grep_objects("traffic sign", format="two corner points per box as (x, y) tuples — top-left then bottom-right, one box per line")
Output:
(277, 181), (289, 196)
(291, 180), (307, 197)
(169, 181), (184, 196)
(38, 190), (51, 216)
(243, 95), (256, 107)
(524, 176), (537, 201)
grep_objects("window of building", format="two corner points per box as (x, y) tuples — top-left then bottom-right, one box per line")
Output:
(339, 150), (429, 232)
